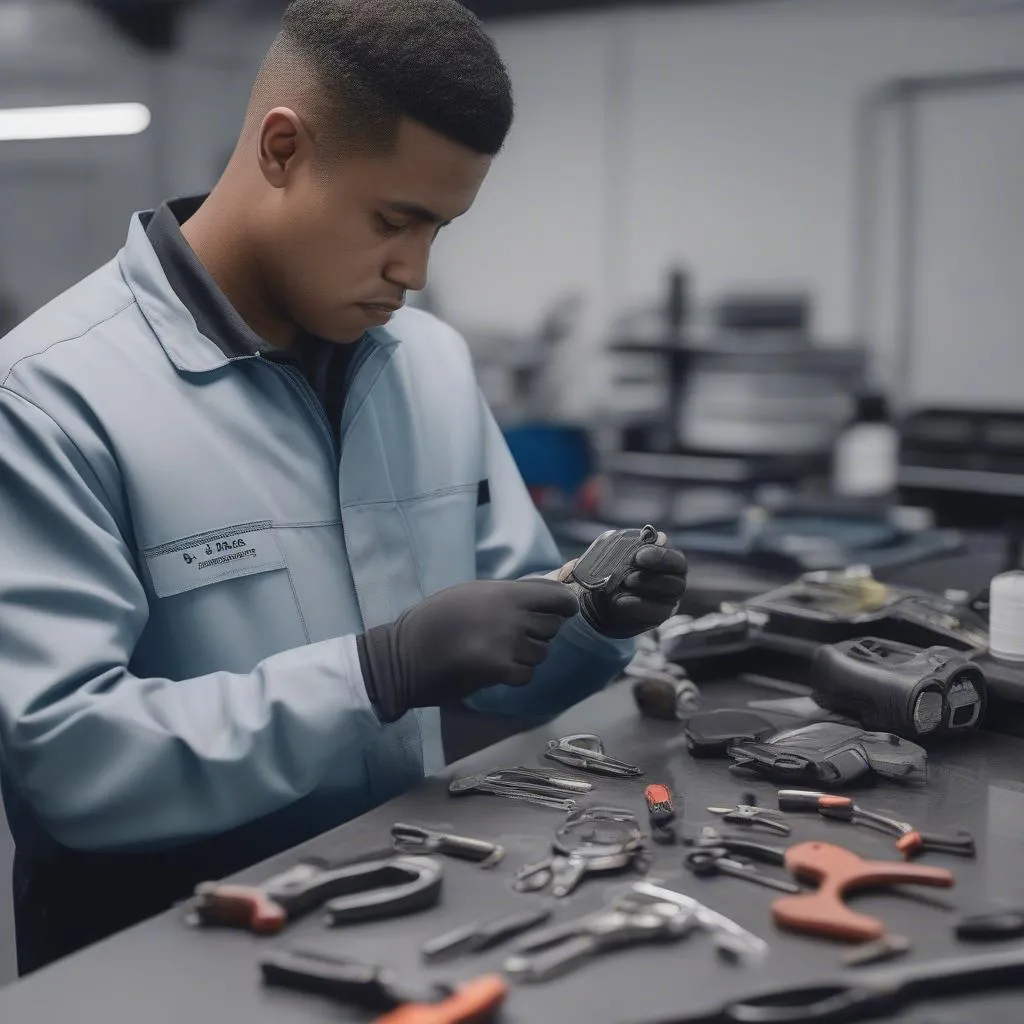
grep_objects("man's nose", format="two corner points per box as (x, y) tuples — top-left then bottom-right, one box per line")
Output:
(384, 236), (431, 293)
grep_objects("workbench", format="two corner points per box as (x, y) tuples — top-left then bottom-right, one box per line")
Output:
(2, 539), (1022, 1024)
(1, 671), (1023, 1024)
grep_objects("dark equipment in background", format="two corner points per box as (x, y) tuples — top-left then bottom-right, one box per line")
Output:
(899, 407), (1024, 533)
(811, 638), (986, 739)
(599, 267), (866, 526)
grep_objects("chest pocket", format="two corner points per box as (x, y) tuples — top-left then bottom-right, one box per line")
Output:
(341, 483), (480, 630)
(138, 521), (309, 677)
(401, 482), (480, 593)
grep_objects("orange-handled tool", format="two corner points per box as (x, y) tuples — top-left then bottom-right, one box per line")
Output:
(772, 840), (955, 942)
(777, 789), (976, 859)
(371, 975), (508, 1024)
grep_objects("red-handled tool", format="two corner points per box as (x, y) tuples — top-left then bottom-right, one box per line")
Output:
(772, 840), (955, 942)
(777, 789), (976, 859)
(644, 783), (678, 844)
(372, 975), (508, 1023)
(190, 853), (443, 934)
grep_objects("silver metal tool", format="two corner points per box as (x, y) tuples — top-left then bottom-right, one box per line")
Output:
(390, 824), (504, 867)
(421, 907), (553, 961)
(515, 808), (646, 897)
(627, 881), (768, 962)
(447, 770), (580, 811)
(513, 838), (644, 897)
(843, 933), (912, 967)
(706, 804), (792, 835)
(503, 893), (696, 982)
(544, 733), (644, 778)
(489, 767), (593, 793)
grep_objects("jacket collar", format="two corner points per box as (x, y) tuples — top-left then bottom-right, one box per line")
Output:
(118, 198), (398, 375)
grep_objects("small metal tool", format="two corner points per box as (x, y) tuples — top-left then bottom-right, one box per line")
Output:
(777, 789), (976, 859)
(627, 881), (769, 962)
(421, 907), (553, 961)
(489, 767), (593, 793)
(544, 734), (644, 778)
(514, 808), (646, 897)
(448, 773), (577, 811)
(503, 891), (696, 982)
(513, 838), (645, 897)
(707, 804), (792, 835)
(391, 824), (504, 867)
(843, 933), (912, 967)
(684, 849), (801, 893)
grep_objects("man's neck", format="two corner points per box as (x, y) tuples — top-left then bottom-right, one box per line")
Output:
(179, 190), (298, 350)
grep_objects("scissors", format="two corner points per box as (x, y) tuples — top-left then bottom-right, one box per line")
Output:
(635, 942), (1024, 1023)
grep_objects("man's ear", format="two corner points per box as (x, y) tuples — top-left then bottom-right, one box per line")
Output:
(257, 107), (308, 187)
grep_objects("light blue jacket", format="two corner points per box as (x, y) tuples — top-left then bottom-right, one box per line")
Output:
(0, 209), (634, 858)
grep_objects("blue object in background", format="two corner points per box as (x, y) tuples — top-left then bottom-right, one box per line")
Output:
(503, 424), (594, 496)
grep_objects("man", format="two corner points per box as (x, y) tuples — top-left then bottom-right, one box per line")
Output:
(0, 0), (687, 974)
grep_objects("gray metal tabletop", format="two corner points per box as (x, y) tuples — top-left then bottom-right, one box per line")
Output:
(2, 672), (1024, 1024)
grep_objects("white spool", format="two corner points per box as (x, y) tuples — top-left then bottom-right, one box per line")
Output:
(988, 571), (1024, 662)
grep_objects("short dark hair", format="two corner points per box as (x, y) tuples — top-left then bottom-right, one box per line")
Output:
(259, 0), (514, 157)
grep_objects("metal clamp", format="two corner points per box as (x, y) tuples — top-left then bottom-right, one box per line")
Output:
(544, 734), (643, 778)
(391, 824), (504, 867)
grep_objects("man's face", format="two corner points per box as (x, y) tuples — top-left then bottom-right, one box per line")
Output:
(260, 117), (492, 344)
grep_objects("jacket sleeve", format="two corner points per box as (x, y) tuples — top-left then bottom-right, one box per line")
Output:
(466, 392), (635, 717)
(0, 386), (385, 853)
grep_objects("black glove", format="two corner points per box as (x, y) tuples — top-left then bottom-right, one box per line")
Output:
(357, 578), (580, 723)
(570, 535), (688, 640)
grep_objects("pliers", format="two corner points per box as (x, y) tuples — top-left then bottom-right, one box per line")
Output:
(260, 949), (507, 1023)
(706, 804), (792, 836)
(777, 789), (976, 858)
(503, 895), (695, 982)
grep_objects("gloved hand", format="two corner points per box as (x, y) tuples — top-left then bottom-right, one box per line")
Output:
(556, 530), (688, 640)
(357, 578), (580, 723)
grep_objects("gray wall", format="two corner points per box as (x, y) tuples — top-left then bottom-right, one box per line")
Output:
(1, 0), (1023, 986)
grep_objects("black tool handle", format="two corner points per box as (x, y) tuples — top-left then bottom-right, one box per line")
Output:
(641, 943), (1024, 1023)
(917, 830), (977, 857)
(475, 907), (554, 950)
(688, 836), (787, 867)
(956, 910), (1024, 941)
(777, 790), (829, 812)
(260, 951), (443, 1012)
(435, 834), (502, 863)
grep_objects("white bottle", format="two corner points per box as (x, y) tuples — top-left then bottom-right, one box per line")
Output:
(833, 394), (898, 497)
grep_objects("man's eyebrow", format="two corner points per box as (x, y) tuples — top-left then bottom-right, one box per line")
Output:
(384, 200), (451, 225)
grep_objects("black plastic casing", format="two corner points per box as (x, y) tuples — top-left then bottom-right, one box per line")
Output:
(812, 637), (987, 738)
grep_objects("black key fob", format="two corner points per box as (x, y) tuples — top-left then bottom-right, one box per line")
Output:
(568, 525), (659, 592)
